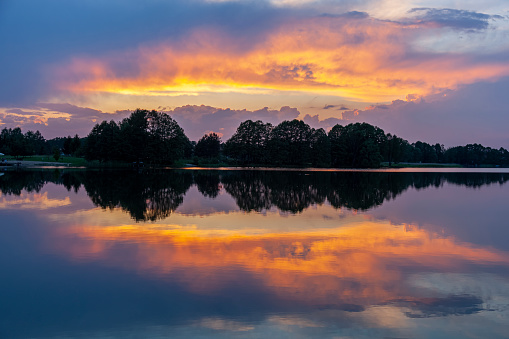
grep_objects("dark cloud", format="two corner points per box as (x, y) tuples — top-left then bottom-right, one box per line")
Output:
(320, 11), (369, 19)
(392, 294), (484, 318)
(408, 8), (503, 31)
(0, 114), (34, 125)
(265, 65), (315, 81)
(38, 103), (103, 118)
(321, 104), (349, 111)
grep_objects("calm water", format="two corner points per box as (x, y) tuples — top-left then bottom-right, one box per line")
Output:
(1, 169), (509, 338)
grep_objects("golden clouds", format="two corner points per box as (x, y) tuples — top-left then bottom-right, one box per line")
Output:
(58, 16), (509, 102)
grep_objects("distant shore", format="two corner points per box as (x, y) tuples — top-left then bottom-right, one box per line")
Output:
(2, 160), (72, 167)
(2, 159), (508, 172)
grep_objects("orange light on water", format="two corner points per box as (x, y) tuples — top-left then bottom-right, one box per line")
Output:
(52, 221), (509, 305)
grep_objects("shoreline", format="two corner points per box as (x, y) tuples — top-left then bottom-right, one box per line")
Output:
(1, 160), (508, 173)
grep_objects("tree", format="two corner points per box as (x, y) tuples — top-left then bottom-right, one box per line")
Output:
(329, 123), (386, 168)
(195, 132), (221, 158)
(119, 109), (150, 162)
(63, 136), (73, 155)
(53, 148), (60, 161)
(84, 121), (121, 162)
(84, 109), (189, 164)
(24, 130), (46, 155)
(309, 128), (331, 167)
(267, 120), (314, 166)
(71, 134), (82, 155)
(413, 141), (438, 163)
(5, 128), (28, 158)
(224, 120), (273, 165)
(144, 110), (190, 164)
(383, 133), (405, 166)
(434, 143), (445, 163)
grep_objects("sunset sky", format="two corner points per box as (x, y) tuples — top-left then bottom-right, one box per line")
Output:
(1, 0), (508, 147)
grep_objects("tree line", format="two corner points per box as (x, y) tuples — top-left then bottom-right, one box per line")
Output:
(223, 119), (509, 167)
(2, 108), (509, 167)
(0, 127), (83, 159)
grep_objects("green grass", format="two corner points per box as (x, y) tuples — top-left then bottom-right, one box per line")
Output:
(172, 157), (231, 168)
(381, 162), (462, 168)
(4, 155), (88, 166)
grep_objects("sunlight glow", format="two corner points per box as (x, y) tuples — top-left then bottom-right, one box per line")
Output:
(57, 17), (509, 103)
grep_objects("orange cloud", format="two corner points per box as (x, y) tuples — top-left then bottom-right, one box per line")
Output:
(51, 221), (509, 307)
(57, 16), (509, 102)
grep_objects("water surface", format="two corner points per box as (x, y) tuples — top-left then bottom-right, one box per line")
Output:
(1, 169), (509, 338)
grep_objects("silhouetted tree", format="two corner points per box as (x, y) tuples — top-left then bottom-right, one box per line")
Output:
(329, 123), (386, 168)
(62, 136), (73, 155)
(267, 120), (314, 167)
(310, 128), (331, 167)
(413, 141), (438, 163)
(224, 120), (273, 165)
(85, 120), (121, 162)
(195, 132), (221, 158)
(383, 133), (405, 166)
(84, 109), (189, 164)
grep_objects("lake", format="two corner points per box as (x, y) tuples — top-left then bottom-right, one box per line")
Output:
(1, 168), (509, 338)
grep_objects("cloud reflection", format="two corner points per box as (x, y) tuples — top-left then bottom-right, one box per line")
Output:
(52, 220), (509, 313)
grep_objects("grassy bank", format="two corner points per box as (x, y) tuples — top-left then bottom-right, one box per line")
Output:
(4, 155), (88, 166)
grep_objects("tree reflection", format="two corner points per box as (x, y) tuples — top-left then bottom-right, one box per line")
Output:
(0, 170), (62, 195)
(1, 169), (508, 219)
(78, 170), (193, 221)
(222, 171), (328, 213)
(194, 171), (222, 198)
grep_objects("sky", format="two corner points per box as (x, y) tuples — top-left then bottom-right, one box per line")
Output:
(0, 0), (508, 147)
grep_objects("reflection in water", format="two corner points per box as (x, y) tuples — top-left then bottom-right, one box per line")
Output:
(0, 191), (71, 210)
(78, 171), (193, 221)
(1, 169), (509, 338)
(55, 222), (509, 303)
(1, 169), (508, 219)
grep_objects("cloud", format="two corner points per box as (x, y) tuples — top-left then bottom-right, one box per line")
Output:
(408, 8), (503, 31)
(339, 77), (509, 148)
(5, 109), (44, 116)
(3, 75), (509, 147)
(53, 10), (509, 105)
(321, 104), (350, 110)
(168, 105), (300, 140)
(396, 294), (484, 318)
(302, 114), (341, 131)
(0, 103), (302, 140)
(37, 103), (103, 118)
(1, 1), (509, 144)
(0, 0), (286, 106)
(2, 0), (509, 113)
(0, 104), (133, 138)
